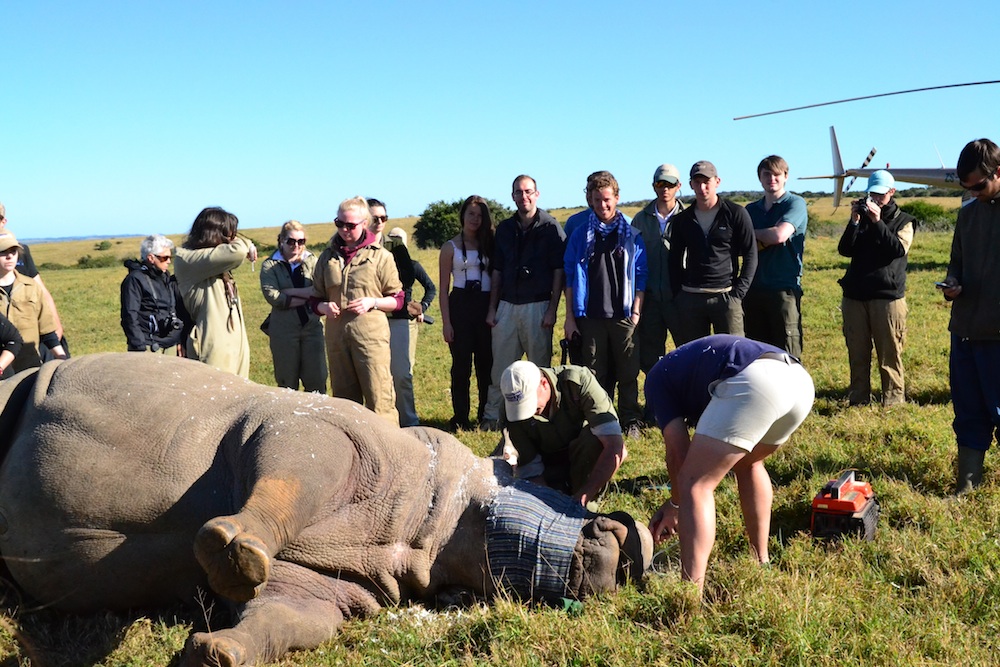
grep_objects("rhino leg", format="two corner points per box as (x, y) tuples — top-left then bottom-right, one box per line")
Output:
(193, 472), (332, 602)
(183, 561), (380, 666)
(194, 516), (271, 603)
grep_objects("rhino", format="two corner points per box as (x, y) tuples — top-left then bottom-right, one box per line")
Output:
(0, 354), (652, 666)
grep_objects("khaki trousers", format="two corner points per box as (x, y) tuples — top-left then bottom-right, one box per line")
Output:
(841, 296), (907, 405)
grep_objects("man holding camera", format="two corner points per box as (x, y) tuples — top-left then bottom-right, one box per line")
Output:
(482, 175), (566, 430)
(121, 234), (188, 354)
(837, 170), (915, 406)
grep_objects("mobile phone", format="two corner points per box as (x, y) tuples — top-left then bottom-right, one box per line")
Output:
(935, 281), (949, 289)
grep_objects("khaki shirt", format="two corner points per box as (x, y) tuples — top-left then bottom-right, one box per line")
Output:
(0, 271), (57, 372)
(505, 365), (618, 465)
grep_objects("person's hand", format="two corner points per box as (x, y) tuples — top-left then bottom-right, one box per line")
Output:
(941, 278), (962, 300)
(564, 318), (579, 341)
(648, 500), (680, 546)
(542, 306), (557, 329)
(485, 307), (498, 328)
(346, 297), (376, 315)
(864, 198), (881, 222)
(246, 243), (258, 263)
(318, 301), (340, 318)
(443, 322), (455, 344)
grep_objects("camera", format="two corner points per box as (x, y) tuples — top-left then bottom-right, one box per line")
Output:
(518, 266), (532, 280)
(159, 314), (183, 333)
(465, 280), (482, 291)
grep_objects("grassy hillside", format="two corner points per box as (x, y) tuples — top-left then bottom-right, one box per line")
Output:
(5, 196), (997, 666)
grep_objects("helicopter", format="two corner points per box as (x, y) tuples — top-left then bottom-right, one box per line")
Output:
(734, 80), (997, 207)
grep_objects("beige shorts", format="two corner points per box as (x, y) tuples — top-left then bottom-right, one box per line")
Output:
(695, 356), (814, 451)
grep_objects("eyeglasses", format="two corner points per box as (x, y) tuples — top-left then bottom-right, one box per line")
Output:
(154, 254), (172, 262)
(961, 173), (996, 192)
(283, 237), (307, 246)
(654, 180), (679, 189)
(372, 215), (389, 223)
(513, 189), (537, 197)
(335, 219), (361, 230)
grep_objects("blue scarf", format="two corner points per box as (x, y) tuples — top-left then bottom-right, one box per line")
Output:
(583, 210), (631, 261)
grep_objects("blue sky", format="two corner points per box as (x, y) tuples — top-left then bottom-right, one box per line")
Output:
(2, 1), (994, 240)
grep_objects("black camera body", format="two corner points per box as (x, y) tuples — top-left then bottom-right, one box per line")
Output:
(160, 313), (183, 334)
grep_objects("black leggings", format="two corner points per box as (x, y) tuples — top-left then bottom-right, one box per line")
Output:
(448, 288), (492, 425)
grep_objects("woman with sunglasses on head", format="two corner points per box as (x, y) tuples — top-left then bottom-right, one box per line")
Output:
(310, 197), (403, 423)
(439, 195), (495, 431)
(174, 206), (258, 378)
(259, 220), (327, 393)
(120, 234), (188, 354)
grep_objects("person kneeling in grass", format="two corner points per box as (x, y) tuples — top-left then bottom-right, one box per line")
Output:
(646, 334), (813, 594)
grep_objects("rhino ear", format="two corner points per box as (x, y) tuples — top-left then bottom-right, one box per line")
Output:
(604, 511), (653, 586)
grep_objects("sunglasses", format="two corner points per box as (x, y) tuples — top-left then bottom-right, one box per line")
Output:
(372, 215), (389, 223)
(654, 180), (679, 189)
(283, 237), (307, 246)
(962, 174), (995, 192)
(154, 254), (172, 262)
(335, 219), (361, 230)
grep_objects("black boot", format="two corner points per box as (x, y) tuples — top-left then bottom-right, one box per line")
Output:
(956, 447), (986, 495)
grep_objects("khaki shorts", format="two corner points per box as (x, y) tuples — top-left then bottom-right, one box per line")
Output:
(695, 356), (814, 451)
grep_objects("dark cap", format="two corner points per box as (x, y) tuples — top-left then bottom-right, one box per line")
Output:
(690, 160), (718, 179)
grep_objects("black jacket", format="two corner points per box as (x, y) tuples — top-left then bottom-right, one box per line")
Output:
(668, 198), (757, 299)
(120, 259), (186, 351)
(838, 202), (915, 301)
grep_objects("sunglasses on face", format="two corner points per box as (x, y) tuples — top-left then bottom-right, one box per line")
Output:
(371, 215), (389, 223)
(335, 219), (361, 230)
(283, 237), (307, 246)
(962, 174), (996, 192)
(654, 180), (679, 189)
(154, 254), (172, 262)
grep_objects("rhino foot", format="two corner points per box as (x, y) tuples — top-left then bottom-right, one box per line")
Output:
(194, 517), (271, 602)
(184, 630), (248, 667)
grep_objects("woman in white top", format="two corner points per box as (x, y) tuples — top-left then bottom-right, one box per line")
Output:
(439, 196), (495, 431)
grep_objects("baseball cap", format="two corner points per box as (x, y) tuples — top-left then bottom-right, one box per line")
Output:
(690, 160), (718, 179)
(866, 170), (895, 194)
(0, 234), (22, 253)
(501, 360), (542, 422)
(652, 164), (681, 185)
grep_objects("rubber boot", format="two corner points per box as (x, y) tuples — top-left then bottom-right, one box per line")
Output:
(955, 446), (986, 495)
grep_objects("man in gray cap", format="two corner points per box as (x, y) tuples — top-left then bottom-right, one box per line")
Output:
(631, 164), (684, 420)
(667, 161), (757, 345)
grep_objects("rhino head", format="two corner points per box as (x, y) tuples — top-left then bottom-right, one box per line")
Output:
(484, 480), (652, 604)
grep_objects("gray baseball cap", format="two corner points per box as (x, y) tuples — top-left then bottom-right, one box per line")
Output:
(652, 164), (681, 185)
(690, 160), (718, 179)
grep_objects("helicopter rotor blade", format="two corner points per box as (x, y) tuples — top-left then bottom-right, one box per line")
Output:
(733, 80), (1000, 120)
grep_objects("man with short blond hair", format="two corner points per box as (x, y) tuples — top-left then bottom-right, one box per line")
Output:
(563, 172), (646, 435)
(482, 175), (566, 429)
(744, 155), (808, 357)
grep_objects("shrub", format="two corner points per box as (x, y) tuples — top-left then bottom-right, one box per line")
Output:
(76, 254), (121, 269)
(414, 198), (514, 249)
(898, 201), (957, 232)
(94, 240), (112, 251)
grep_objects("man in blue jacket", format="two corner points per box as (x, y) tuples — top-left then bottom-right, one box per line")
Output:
(563, 172), (647, 435)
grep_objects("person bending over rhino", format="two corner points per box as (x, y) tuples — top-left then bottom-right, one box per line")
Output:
(0, 354), (651, 666)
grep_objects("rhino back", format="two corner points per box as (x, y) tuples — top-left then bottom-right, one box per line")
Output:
(0, 354), (268, 609)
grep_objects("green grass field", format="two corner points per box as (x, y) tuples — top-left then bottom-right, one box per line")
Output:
(7, 196), (998, 667)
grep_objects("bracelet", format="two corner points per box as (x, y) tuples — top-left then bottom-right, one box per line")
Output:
(668, 499), (679, 510)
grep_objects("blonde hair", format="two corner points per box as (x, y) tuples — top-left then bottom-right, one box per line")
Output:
(279, 220), (305, 242)
(338, 196), (372, 226)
